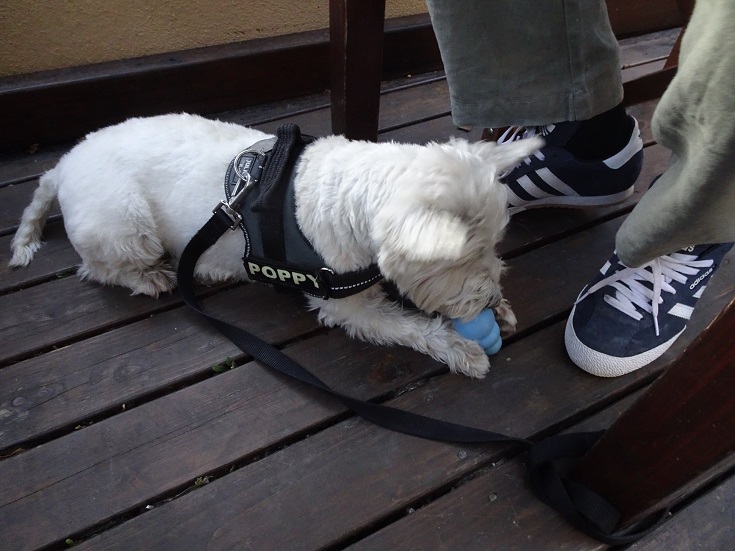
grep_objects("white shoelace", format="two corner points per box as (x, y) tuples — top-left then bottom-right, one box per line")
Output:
(576, 252), (714, 336)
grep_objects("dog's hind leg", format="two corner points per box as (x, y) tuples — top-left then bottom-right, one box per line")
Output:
(78, 249), (176, 297)
(310, 289), (491, 378)
(69, 195), (176, 297)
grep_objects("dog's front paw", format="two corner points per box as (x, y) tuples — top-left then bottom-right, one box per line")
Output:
(443, 336), (491, 379)
(493, 298), (517, 338)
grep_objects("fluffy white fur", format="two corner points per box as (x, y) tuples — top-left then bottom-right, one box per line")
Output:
(10, 113), (541, 377)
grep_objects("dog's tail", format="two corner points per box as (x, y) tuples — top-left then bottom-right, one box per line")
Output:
(9, 169), (60, 267)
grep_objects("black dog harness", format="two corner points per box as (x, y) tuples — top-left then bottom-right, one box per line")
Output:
(216, 124), (382, 299)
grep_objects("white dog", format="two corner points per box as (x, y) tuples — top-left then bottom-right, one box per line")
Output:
(10, 114), (541, 377)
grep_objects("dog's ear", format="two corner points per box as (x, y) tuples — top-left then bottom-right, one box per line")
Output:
(376, 205), (469, 264)
(469, 136), (544, 174)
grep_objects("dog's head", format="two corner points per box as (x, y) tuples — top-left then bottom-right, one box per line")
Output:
(374, 136), (542, 320)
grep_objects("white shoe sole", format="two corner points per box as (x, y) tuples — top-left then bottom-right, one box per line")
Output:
(564, 305), (684, 377)
(509, 186), (634, 215)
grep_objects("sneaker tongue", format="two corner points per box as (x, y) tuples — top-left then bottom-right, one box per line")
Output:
(539, 121), (581, 148)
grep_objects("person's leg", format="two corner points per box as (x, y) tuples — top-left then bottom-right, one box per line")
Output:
(566, 0), (735, 377)
(616, 0), (735, 266)
(425, 0), (622, 126)
(426, 0), (643, 213)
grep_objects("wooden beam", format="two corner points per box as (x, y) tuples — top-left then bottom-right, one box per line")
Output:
(329, 0), (386, 141)
(0, 1), (685, 152)
(606, 0), (685, 37)
(0, 14), (439, 153)
(622, 66), (677, 107)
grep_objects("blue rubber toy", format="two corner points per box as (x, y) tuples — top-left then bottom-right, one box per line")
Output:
(452, 309), (502, 355)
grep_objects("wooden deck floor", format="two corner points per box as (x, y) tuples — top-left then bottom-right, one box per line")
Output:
(1, 28), (734, 551)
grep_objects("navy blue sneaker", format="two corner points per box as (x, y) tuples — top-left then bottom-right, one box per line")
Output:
(565, 242), (734, 377)
(499, 117), (643, 214)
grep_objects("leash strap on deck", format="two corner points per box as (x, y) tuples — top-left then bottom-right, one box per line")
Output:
(177, 213), (670, 548)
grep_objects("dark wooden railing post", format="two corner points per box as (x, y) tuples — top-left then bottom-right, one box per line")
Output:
(329, 0), (386, 141)
(572, 297), (735, 525)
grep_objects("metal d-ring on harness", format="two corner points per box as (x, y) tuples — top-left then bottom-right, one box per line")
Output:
(214, 147), (265, 230)
(177, 124), (670, 546)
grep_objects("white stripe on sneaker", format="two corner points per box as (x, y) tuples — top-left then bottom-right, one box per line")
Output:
(603, 119), (643, 169)
(517, 175), (549, 199)
(668, 303), (694, 320)
(536, 168), (579, 196)
(506, 186), (527, 208)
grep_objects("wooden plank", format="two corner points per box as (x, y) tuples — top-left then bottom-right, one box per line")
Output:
(631, 471), (735, 550)
(382, 115), (485, 144)
(623, 66), (677, 107)
(607, 0), (684, 38)
(345, 392), (648, 551)
(0, 222), (78, 294)
(256, 78), (452, 138)
(0, 144), (69, 187)
(0, 276), (180, 366)
(0, 179), (61, 235)
(68, 257), (734, 551)
(0, 284), (320, 451)
(0, 331), (446, 551)
(618, 28), (680, 68)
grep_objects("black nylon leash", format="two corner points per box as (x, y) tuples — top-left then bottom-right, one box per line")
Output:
(177, 212), (669, 545)
(177, 214), (525, 445)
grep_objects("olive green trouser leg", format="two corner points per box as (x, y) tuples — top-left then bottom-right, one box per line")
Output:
(617, 0), (735, 266)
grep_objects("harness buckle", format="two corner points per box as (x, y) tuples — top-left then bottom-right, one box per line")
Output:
(214, 200), (244, 230)
(318, 267), (335, 299)
(214, 174), (256, 230)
